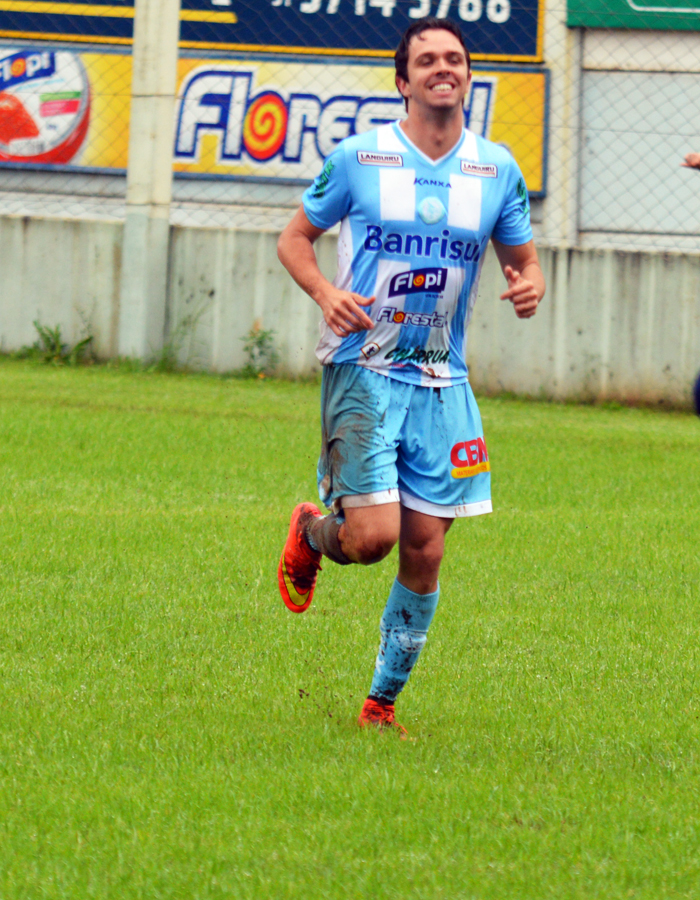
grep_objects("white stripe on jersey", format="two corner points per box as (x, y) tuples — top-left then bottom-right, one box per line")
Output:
(376, 123), (416, 221)
(377, 123), (405, 153)
(318, 217), (355, 363)
(380, 168), (416, 222)
(457, 129), (479, 160)
(447, 129), (482, 230)
(448, 173), (482, 231)
(335, 215), (354, 289)
(461, 253), (486, 365)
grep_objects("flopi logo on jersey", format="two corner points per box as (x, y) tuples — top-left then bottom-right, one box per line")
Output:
(388, 267), (447, 297)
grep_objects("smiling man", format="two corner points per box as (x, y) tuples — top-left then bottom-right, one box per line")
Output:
(276, 17), (545, 736)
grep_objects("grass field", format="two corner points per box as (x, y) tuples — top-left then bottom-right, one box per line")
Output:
(1, 356), (700, 899)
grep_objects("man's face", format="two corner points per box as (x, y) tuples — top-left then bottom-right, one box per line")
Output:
(397, 29), (471, 113)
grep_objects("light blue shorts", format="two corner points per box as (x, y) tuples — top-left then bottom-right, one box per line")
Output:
(317, 364), (492, 519)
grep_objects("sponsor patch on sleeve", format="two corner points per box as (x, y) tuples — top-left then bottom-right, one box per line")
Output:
(460, 161), (498, 178)
(357, 151), (403, 167)
(311, 158), (335, 198)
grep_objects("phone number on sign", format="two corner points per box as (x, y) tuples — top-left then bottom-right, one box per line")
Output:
(271, 0), (512, 24)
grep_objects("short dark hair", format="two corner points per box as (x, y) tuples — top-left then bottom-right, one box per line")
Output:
(395, 17), (471, 103)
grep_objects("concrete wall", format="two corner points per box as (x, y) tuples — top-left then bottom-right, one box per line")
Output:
(1, 214), (699, 407)
(470, 246), (700, 406)
(0, 215), (122, 358)
(165, 225), (337, 374)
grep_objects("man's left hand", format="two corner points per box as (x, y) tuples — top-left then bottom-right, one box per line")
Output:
(500, 265), (540, 319)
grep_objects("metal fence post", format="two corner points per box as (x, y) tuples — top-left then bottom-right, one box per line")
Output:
(118, 0), (181, 361)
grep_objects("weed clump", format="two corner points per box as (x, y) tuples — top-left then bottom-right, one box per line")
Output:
(241, 320), (279, 378)
(14, 321), (94, 366)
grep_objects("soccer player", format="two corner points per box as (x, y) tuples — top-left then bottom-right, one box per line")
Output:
(276, 16), (545, 735)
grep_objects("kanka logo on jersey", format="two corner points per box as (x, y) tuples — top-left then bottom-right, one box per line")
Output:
(451, 438), (490, 479)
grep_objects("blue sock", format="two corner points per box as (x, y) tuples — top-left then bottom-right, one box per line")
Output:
(368, 578), (440, 704)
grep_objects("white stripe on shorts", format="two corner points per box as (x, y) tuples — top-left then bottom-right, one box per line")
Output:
(399, 491), (493, 519)
(334, 489), (400, 514)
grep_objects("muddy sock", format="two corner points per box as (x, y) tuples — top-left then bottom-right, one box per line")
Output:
(368, 578), (440, 703)
(306, 513), (353, 565)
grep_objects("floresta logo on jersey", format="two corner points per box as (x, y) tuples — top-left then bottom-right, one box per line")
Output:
(377, 306), (448, 328)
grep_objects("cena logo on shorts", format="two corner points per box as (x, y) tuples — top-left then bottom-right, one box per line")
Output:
(451, 438), (490, 479)
(388, 268), (447, 297)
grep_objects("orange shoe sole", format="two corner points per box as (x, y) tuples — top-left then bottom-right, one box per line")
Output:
(277, 502), (322, 613)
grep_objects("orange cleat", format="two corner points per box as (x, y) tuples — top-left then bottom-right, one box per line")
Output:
(278, 502), (323, 613)
(358, 698), (407, 738)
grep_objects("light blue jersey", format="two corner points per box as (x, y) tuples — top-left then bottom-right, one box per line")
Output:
(303, 121), (532, 388)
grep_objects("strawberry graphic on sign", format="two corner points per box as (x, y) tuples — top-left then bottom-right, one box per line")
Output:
(0, 92), (40, 144)
(0, 49), (90, 165)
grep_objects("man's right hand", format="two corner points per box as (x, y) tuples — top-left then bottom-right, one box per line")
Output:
(315, 287), (375, 337)
(278, 206), (376, 337)
(681, 153), (700, 169)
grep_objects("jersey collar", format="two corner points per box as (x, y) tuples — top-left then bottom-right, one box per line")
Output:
(392, 120), (469, 168)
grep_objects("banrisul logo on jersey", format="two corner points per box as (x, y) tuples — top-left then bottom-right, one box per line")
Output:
(451, 439), (490, 479)
(388, 268), (447, 297)
(365, 226), (485, 263)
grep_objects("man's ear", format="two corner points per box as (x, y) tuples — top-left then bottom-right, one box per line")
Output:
(395, 75), (410, 101)
(461, 71), (472, 107)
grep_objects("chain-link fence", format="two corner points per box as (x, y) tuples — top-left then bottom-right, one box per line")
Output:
(0, 0), (699, 249)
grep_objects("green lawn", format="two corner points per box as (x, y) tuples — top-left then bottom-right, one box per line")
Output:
(1, 357), (699, 899)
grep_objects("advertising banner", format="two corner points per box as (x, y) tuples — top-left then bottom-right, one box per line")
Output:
(0, 0), (544, 62)
(189, 0), (545, 63)
(567, 0), (700, 32)
(0, 46), (130, 167)
(0, 0), (236, 48)
(0, 47), (548, 195)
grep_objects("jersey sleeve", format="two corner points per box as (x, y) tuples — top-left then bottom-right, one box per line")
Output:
(491, 157), (534, 246)
(302, 144), (352, 230)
